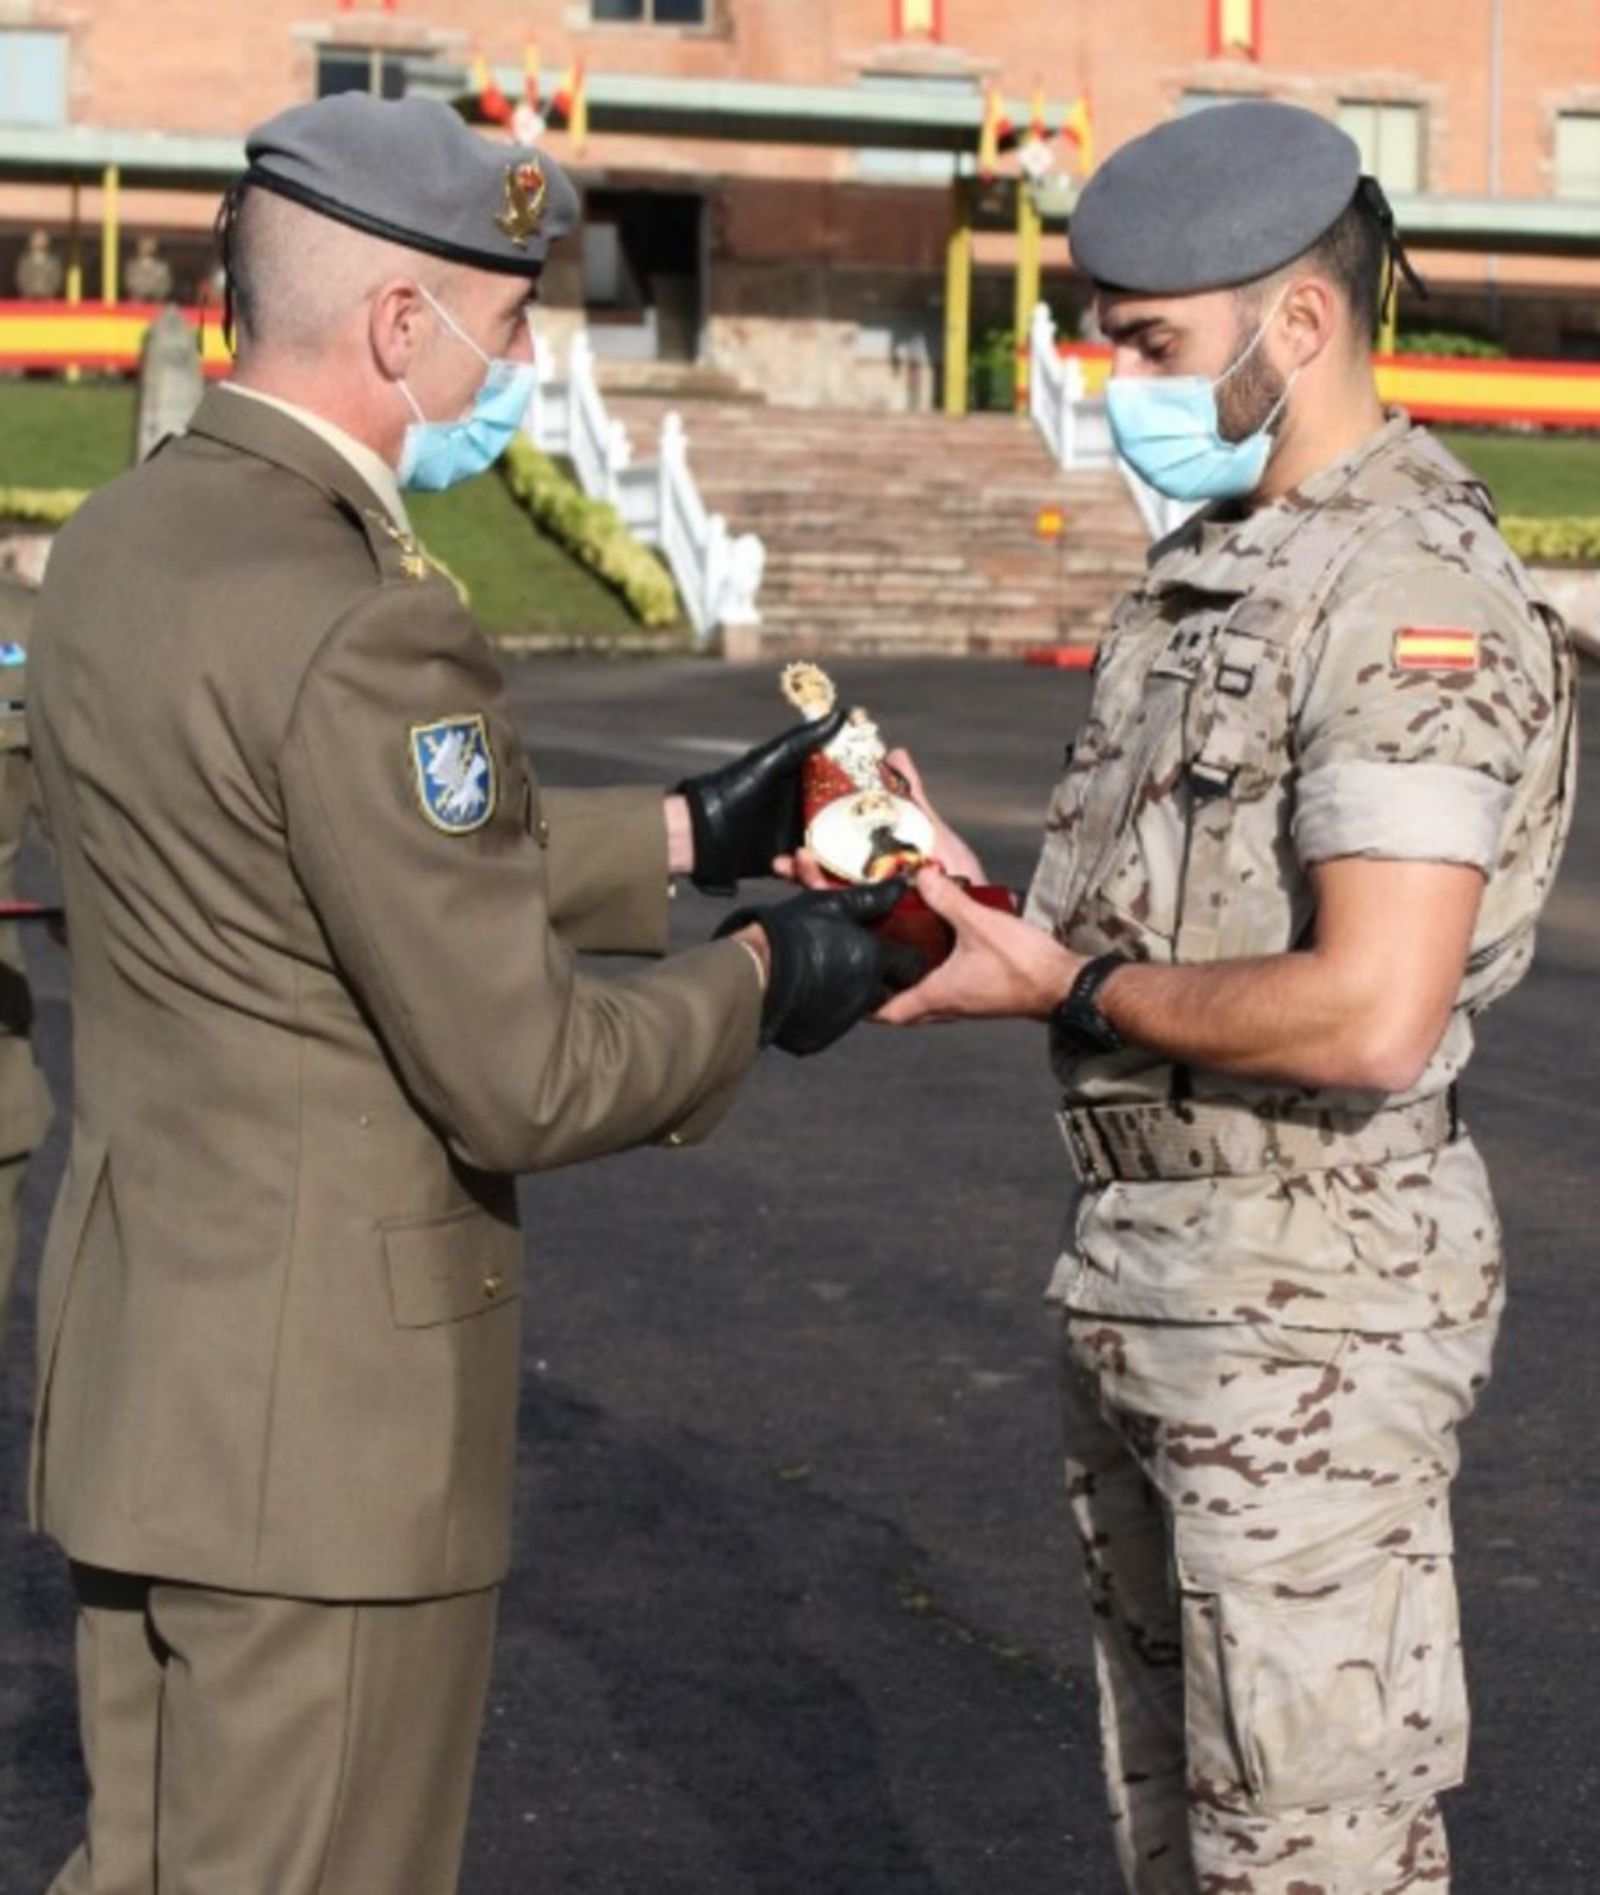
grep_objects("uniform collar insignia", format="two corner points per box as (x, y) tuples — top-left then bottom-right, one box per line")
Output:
(410, 715), (497, 835)
(366, 510), (430, 582)
(495, 159), (548, 248)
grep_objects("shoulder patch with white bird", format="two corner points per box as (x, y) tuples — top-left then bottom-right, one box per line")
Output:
(410, 714), (496, 834)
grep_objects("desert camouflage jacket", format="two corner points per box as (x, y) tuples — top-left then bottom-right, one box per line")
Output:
(1028, 415), (1576, 1330)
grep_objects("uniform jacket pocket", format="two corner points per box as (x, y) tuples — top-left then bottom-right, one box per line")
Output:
(383, 1202), (521, 1327)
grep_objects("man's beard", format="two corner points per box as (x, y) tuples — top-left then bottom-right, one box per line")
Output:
(1215, 321), (1288, 445)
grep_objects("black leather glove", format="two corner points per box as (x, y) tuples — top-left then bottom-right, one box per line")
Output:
(676, 708), (847, 896)
(716, 879), (927, 1057)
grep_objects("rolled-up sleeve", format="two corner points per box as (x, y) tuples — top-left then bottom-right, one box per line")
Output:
(1292, 565), (1555, 873)
(1293, 757), (1512, 870)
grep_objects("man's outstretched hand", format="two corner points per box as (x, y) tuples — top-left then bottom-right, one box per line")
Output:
(676, 709), (846, 896)
(874, 868), (1082, 1027)
(718, 880), (926, 1055)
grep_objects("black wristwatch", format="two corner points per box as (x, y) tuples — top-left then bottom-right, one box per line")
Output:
(1050, 953), (1129, 1055)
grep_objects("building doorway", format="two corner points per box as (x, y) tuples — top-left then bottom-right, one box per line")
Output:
(581, 189), (704, 363)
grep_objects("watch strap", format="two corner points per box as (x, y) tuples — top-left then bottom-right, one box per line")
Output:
(1051, 951), (1129, 1054)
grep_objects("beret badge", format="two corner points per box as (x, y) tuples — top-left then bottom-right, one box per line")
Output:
(494, 159), (549, 247)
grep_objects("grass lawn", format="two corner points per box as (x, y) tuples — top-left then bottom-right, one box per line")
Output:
(407, 478), (649, 640)
(0, 378), (671, 640)
(0, 380), (138, 489)
(1436, 427), (1600, 518)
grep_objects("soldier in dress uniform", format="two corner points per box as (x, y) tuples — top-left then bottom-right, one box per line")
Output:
(880, 102), (1575, 1891)
(15, 229), (64, 301)
(27, 95), (915, 1894)
(121, 236), (173, 305)
(0, 577), (52, 1346)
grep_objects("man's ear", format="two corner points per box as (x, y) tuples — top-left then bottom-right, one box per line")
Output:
(370, 279), (425, 382)
(1280, 275), (1336, 371)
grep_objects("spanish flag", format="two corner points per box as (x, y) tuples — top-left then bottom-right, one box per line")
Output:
(1208, 0), (1262, 59)
(471, 53), (513, 126)
(978, 82), (1013, 179)
(894, 0), (942, 38)
(1393, 628), (1480, 673)
(1062, 94), (1095, 176)
(554, 56), (589, 155)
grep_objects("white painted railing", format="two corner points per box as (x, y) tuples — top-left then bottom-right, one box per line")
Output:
(1027, 301), (1197, 545)
(524, 333), (764, 645)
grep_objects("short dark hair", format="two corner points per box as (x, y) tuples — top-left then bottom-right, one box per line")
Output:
(1296, 188), (1388, 341)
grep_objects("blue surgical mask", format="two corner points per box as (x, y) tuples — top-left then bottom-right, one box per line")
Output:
(1105, 296), (1296, 504)
(396, 287), (536, 493)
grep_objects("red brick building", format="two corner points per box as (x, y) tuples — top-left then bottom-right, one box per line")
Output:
(1, 1), (1598, 404)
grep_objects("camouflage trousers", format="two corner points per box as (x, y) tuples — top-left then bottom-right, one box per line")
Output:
(1061, 1311), (1498, 1894)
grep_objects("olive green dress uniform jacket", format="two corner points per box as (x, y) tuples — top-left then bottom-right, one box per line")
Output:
(27, 388), (762, 1601)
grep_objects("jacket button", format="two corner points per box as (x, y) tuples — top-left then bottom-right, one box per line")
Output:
(535, 818), (551, 848)
(663, 1131), (686, 1148)
(482, 1273), (504, 1300)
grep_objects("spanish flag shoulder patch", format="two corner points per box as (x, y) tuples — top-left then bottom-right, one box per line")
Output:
(1393, 627), (1480, 673)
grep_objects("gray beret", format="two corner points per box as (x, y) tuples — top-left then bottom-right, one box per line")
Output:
(1069, 101), (1362, 294)
(244, 94), (578, 273)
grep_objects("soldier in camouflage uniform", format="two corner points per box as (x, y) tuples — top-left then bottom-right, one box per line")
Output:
(881, 104), (1575, 1891)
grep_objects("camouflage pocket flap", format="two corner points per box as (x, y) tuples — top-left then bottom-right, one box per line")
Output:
(1183, 1533), (1469, 1814)
(1173, 1485), (1454, 1595)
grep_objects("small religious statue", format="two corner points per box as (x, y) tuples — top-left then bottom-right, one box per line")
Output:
(780, 661), (937, 884)
(777, 662), (1017, 966)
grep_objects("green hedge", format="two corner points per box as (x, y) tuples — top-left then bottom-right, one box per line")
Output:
(1395, 329), (1509, 360)
(500, 439), (680, 629)
(1502, 516), (1600, 563)
(0, 487), (88, 526)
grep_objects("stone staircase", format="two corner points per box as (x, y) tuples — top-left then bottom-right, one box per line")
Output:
(604, 398), (1148, 658)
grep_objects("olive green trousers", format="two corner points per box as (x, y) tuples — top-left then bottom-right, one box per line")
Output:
(49, 1564), (498, 1894)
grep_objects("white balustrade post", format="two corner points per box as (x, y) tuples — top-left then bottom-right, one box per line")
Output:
(702, 514), (730, 645)
(603, 418), (631, 508)
(566, 333), (587, 485)
(522, 330), (556, 446)
(1062, 356), (1085, 470)
(1028, 301), (1054, 449)
(659, 411), (686, 565)
(720, 534), (766, 629)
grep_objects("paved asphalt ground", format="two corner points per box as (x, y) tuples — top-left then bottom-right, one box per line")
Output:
(2, 654), (1599, 1894)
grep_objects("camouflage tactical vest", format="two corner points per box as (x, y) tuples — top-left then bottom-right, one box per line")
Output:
(1029, 422), (1575, 1109)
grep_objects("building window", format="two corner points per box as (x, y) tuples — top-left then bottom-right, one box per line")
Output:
(893, 0), (945, 39)
(0, 28), (69, 127)
(1337, 100), (1423, 194)
(316, 46), (409, 98)
(1555, 113), (1600, 200)
(591, 0), (708, 23)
